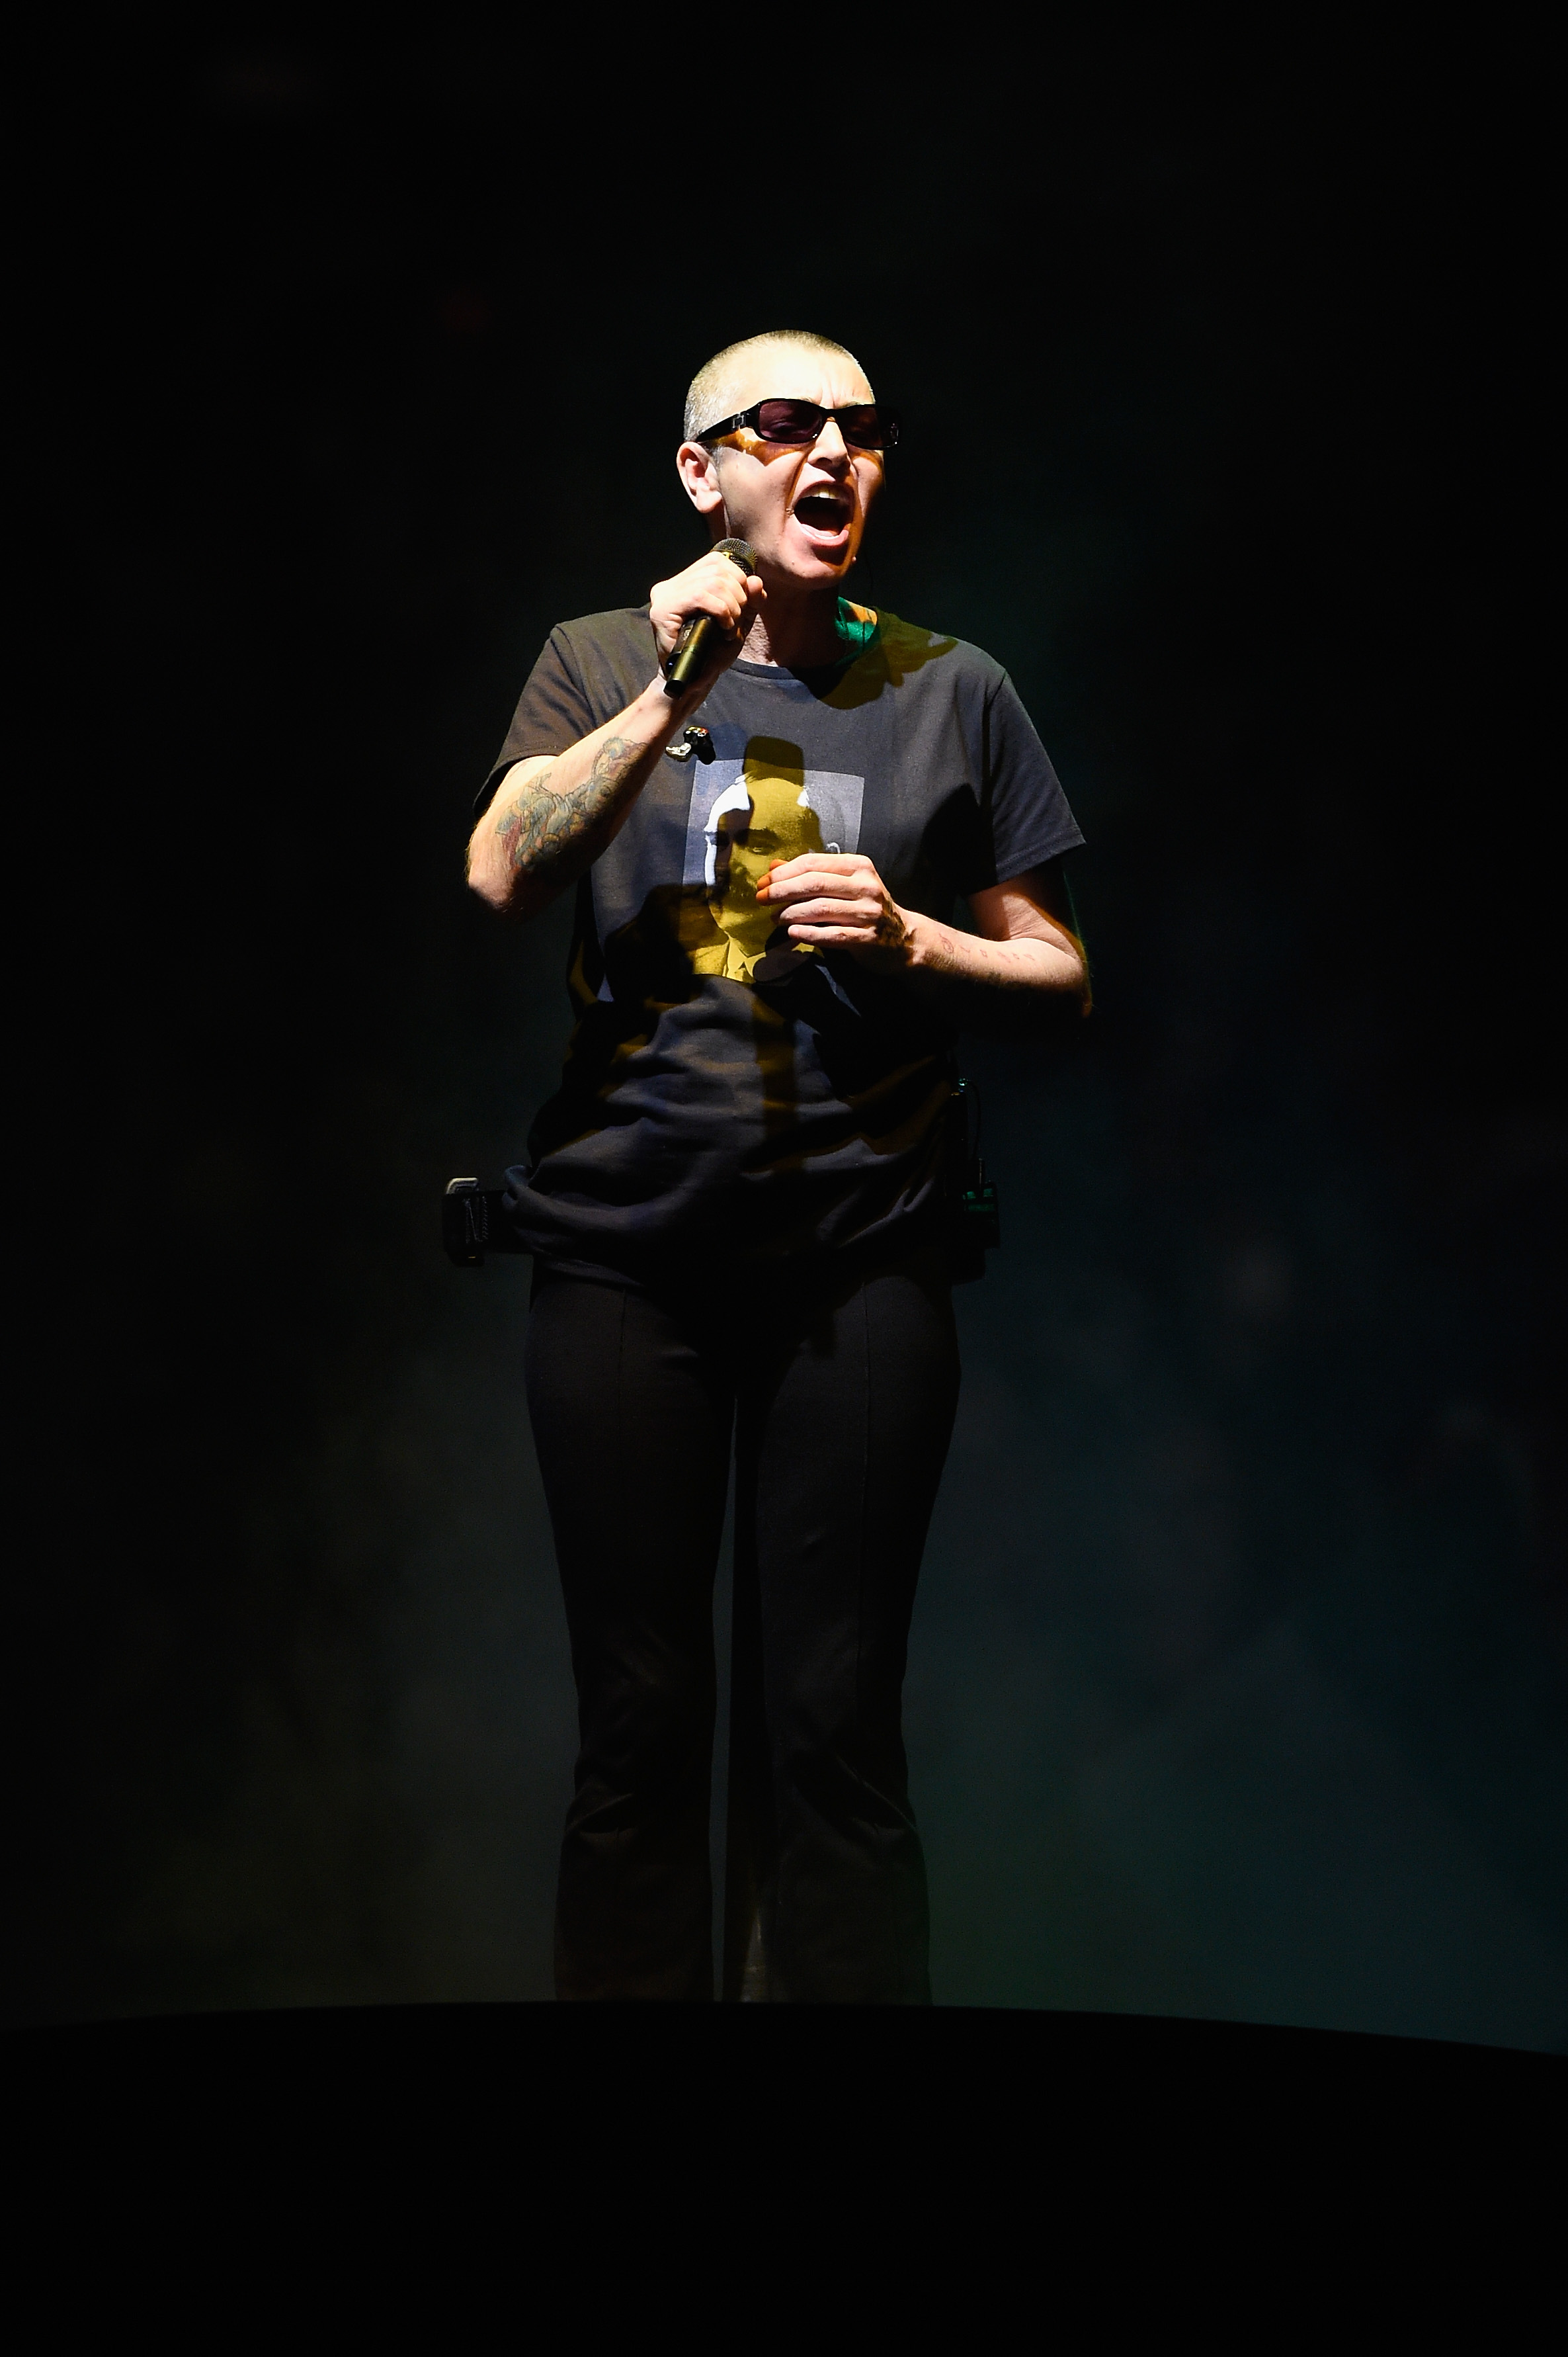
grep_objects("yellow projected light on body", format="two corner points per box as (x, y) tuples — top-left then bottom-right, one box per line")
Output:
(687, 738), (827, 982)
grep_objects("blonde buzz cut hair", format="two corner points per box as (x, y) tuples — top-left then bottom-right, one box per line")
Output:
(684, 330), (867, 442)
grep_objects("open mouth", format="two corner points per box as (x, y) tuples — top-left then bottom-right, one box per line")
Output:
(792, 489), (854, 537)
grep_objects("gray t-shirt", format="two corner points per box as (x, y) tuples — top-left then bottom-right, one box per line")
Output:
(478, 602), (1083, 1287)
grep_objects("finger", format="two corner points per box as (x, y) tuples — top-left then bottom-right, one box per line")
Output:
(766, 882), (882, 913)
(763, 896), (875, 926)
(782, 894), (884, 922)
(757, 856), (863, 891)
(759, 882), (880, 918)
(786, 923), (877, 944)
(695, 557), (750, 597)
(764, 851), (863, 873)
(684, 593), (749, 635)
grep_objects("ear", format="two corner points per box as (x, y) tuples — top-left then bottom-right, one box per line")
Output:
(676, 439), (726, 520)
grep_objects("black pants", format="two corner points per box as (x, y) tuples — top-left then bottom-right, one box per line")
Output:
(524, 1249), (961, 2003)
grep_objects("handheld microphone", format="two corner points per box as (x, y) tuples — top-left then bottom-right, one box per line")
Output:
(663, 538), (757, 693)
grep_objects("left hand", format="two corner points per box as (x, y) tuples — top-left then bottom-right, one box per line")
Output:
(755, 851), (916, 968)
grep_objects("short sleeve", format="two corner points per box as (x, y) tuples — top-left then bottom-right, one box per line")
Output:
(473, 628), (598, 820)
(953, 671), (1085, 893)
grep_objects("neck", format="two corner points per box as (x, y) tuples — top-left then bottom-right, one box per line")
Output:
(738, 580), (849, 671)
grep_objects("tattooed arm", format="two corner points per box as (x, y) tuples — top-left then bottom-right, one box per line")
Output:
(467, 550), (765, 920)
(467, 689), (686, 920)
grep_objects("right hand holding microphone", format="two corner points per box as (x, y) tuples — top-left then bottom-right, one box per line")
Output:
(649, 542), (764, 691)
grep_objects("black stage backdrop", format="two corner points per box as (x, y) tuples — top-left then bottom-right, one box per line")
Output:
(19, 32), (1563, 2038)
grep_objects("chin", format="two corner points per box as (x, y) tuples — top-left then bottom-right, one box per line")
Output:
(779, 542), (856, 584)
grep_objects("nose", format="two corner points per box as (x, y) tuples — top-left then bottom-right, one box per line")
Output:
(809, 417), (851, 464)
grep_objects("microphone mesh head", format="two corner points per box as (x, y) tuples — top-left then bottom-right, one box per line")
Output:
(714, 538), (757, 572)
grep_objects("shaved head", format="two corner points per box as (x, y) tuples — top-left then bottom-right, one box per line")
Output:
(684, 330), (870, 441)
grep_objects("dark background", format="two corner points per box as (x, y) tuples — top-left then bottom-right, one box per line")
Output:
(19, 31), (1563, 2039)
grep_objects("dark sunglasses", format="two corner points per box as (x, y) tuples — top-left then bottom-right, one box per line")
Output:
(698, 397), (900, 451)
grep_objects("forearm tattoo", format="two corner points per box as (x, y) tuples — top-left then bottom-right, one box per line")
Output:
(493, 731), (640, 883)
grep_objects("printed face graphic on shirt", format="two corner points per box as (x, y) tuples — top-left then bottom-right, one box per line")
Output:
(677, 737), (866, 983)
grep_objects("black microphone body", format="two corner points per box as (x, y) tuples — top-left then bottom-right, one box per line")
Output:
(663, 538), (757, 693)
